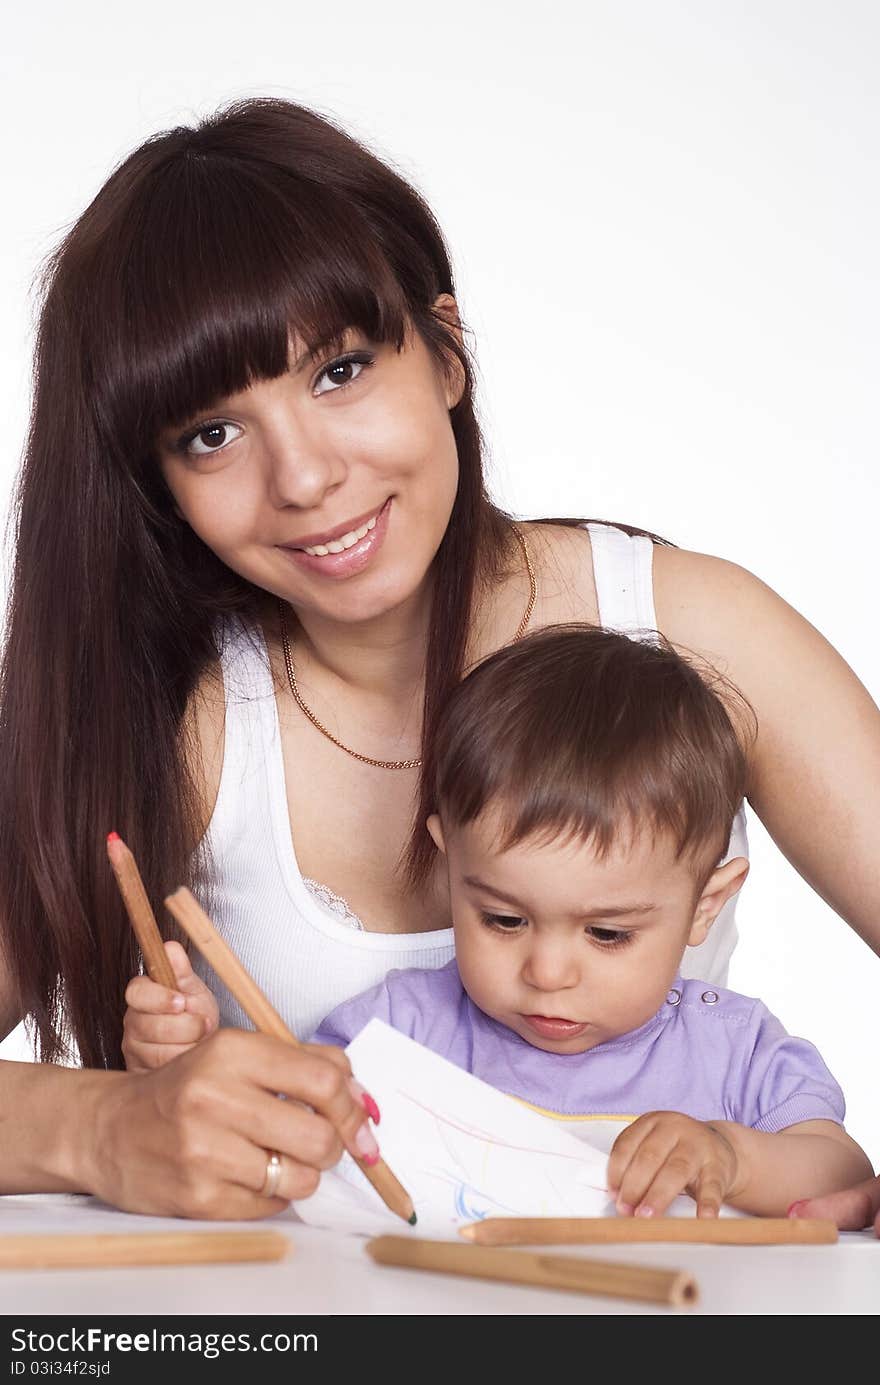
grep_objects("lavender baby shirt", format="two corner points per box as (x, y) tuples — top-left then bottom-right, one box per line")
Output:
(313, 960), (845, 1131)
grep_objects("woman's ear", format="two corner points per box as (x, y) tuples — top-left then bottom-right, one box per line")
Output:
(687, 857), (749, 947)
(426, 813), (447, 854)
(432, 294), (466, 408)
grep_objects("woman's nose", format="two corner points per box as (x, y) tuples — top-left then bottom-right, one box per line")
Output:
(263, 413), (347, 510)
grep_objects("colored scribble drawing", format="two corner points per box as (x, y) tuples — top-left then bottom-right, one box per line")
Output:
(391, 1089), (610, 1225)
(293, 1019), (613, 1236)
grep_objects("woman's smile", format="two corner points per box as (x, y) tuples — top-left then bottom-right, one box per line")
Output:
(278, 497), (392, 580)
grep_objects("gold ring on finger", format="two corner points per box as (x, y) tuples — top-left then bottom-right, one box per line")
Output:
(260, 1150), (283, 1199)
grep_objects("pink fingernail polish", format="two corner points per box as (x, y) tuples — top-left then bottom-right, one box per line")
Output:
(348, 1078), (381, 1125)
(354, 1122), (380, 1164)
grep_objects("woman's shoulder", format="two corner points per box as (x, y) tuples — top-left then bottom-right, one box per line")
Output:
(520, 520), (600, 627)
(652, 544), (805, 666)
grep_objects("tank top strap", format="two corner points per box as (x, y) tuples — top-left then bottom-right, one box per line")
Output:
(585, 521), (658, 638)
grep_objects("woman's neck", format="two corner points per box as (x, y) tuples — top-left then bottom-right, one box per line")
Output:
(282, 583), (433, 705)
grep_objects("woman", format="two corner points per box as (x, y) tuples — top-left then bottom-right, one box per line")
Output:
(1, 98), (877, 1227)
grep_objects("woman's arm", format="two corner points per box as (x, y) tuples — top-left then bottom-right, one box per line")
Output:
(655, 547), (880, 954)
(0, 1033), (378, 1215)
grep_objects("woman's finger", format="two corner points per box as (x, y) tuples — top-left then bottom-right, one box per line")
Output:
(790, 1175), (880, 1231)
(195, 1032), (376, 1166)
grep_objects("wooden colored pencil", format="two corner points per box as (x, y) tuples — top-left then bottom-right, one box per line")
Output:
(164, 886), (416, 1228)
(0, 1230), (289, 1270)
(106, 832), (177, 990)
(459, 1216), (839, 1247)
(366, 1236), (698, 1308)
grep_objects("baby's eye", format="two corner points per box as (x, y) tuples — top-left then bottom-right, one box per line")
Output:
(313, 351), (375, 396)
(587, 927), (632, 948)
(482, 912), (527, 932)
(180, 421), (243, 457)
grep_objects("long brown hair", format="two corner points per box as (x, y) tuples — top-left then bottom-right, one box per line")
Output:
(0, 99), (662, 1069)
(0, 98), (517, 1067)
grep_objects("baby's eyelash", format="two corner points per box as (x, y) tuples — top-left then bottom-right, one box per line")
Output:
(481, 911), (526, 931)
(587, 927), (633, 948)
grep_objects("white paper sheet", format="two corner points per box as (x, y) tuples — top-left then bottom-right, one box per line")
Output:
(293, 1019), (721, 1238)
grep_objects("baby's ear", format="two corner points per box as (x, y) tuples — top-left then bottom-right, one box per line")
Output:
(426, 813), (447, 854)
(687, 857), (749, 947)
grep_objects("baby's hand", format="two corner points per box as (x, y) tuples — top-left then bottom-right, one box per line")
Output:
(607, 1111), (739, 1219)
(122, 941), (220, 1073)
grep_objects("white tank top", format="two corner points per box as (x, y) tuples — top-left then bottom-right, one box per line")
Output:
(194, 524), (747, 1037)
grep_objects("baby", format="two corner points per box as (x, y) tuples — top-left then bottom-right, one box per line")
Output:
(123, 624), (872, 1217)
(313, 625), (872, 1218)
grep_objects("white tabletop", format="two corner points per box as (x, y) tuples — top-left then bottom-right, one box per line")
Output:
(2, 1196), (878, 1316)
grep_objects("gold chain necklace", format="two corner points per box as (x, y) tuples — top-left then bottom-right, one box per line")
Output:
(278, 524), (538, 770)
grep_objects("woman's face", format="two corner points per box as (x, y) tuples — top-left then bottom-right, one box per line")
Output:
(158, 308), (461, 630)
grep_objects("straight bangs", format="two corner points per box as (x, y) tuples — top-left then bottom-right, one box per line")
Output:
(76, 150), (411, 464)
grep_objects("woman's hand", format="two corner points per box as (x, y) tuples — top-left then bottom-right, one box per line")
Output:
(122, 941), (220, 1072)
(607, 1111), (739, 1218)
(789, 1173), (880, 1233)
(80, 1028), (380, 1219)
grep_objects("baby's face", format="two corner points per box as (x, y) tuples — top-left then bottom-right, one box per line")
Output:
(437, 812), (714, 1055)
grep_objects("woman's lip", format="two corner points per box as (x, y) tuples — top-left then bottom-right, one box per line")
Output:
(522, 1015), (590, 1039)
(282, 499), (389, 552)
(278, 497), (391, 581)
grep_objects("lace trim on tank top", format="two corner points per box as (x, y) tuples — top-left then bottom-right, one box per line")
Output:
(302, 877), (366, 931)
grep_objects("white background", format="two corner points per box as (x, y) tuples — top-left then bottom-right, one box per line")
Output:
(2, 3), (878, 1161)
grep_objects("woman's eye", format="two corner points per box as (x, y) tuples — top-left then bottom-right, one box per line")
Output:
(313, 352), (374, 396)
(482, 912), (527, 932)
(183, 421), (243, 457)
(588, 927), (632, 948)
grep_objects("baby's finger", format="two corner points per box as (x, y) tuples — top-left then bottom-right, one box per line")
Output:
(125, 972), (185, 1016)
(164, 941), (214, 1000)
(124, 1009), (209, 1048)
(607, 1116), (659, 1197)
(614, 1130), (679, 1213)
(628, 1148), (695, 1217)
(693, 1166), (726, 1219)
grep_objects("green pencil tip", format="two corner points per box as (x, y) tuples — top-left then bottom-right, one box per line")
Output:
(408, 1212), (417, 1226)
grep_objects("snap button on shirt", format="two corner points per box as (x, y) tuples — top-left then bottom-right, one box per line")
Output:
(701, 990), (719, 1005)
(666, 989), (682, 1006)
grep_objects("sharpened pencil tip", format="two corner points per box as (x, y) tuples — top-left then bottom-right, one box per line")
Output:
(408, 1213), (417, 1226)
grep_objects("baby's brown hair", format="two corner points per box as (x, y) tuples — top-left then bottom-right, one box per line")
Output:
(431, 624), (751, 878)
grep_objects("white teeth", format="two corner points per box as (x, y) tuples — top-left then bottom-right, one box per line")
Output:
(301, 512), (379, 557)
